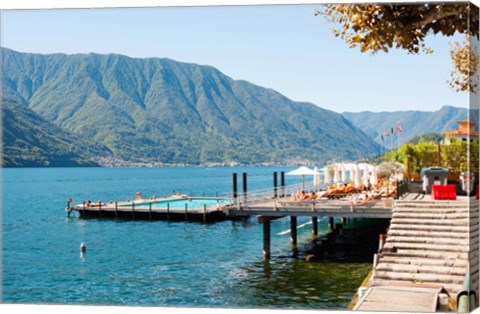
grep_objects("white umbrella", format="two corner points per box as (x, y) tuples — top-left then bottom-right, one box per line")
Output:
(334, 165), (340, 183)
(363, 167), (370, 187)
(313, 166), (321, 190)
(341, 164), (347, 182)
(286, 166), (315, 191)
(349, 163), (355, 182)
(323, 167), (331, 185)
(370, 165), (378, 186)
(354, 164), (362, 189)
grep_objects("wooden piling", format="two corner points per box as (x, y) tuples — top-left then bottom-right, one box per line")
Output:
(312, 217), (318, 238)
(263, 220), (271, 260)
(243, 172), (247, 200)
(280, 171), (285, 198)
(328, 217), (334, 230)
(203, 204), (207, 224)
(233, 173), (238, 199)
(290, 216), (297, 253)
(273, 171), (278, 198)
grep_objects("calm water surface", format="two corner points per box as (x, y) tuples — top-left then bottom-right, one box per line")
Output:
(2, 167), (372, 309)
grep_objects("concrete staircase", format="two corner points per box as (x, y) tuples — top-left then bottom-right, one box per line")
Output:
(372, 199), (479, 298)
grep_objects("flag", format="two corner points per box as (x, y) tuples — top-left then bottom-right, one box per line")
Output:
(391, 127), (396, 136)
(384, 130), (390, 137)
(397, 122), (403, 133)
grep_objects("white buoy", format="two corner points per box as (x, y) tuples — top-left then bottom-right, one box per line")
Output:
(80, 242), (87, 253)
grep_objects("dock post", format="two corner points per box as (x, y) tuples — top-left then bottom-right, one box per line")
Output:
(149, 202), (152, 220)
(115, 202), (118, 219)
(203, 204), (207, 224)
(233, 173), (238, 199)
(167, 203), (170, 221)
(185, 204), (188, 221)
(242, 172), (247, 201)
(328, 217), (334, 231)
(378, 234), (386, 251)
(263, 219), (271, 260)
(273, 171), (278, 198)
(281, 171), (285, 198)
(290, 216), (297, 256)
(312, 217), (318, 238)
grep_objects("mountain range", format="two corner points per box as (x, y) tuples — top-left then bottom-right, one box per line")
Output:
(342, 106), (471, 146)
(2, 48), (381, 167)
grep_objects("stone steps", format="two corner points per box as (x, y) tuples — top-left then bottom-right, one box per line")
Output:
(385, 235), (473, 246)
(387, 229), (476, 240)
(382, 242), (470, 254)
(390, 217), (476, 226)
(375, 263), (470, 277)
(392, 212), (476, 220)
(389, 223), (477, 233)
(373, 270), (466, 285)
(377, 256), (469, 268)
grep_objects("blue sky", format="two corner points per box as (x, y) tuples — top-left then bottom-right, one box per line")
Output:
(1, 3), (470, 112)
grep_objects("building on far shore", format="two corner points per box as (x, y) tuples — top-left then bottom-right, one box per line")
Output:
(444, 118), (479, 144)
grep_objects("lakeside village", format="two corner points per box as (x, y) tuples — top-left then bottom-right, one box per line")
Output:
(70, 119), (479, 312)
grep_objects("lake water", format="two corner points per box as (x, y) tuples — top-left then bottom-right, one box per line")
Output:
(2, 167), (376, 309)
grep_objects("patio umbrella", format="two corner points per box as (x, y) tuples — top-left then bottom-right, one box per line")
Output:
(341, 164), (347, 182)
(323, 167), (331, 186)
(354, 164), (362, 189)
(313, 166), (321, 190)
(370, 165), (378, 186)
(334, 165), (340, 183)
(286, 166), (315, 191)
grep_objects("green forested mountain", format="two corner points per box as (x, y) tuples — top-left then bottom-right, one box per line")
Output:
(342, 106), (470, 146)
(2, 98), (111, 167)
(2, 48), (380, 166)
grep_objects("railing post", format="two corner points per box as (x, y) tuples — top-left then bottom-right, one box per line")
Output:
(281, 171), (285, 198)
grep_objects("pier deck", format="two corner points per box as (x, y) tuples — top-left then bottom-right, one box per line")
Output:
(226, 197), (394, 218)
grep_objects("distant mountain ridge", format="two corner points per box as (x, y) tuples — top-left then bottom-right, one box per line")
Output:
(2, 48), (381, 166)
(342, 106), (470, 146)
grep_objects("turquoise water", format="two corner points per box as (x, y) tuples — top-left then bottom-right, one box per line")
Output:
(132, 198), (232, 209)
(2, 167), (373, 309)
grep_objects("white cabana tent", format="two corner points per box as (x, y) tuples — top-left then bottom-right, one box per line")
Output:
(313, 166), (321, 190)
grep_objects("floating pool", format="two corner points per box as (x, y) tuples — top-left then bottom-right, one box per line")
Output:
(133, 198), (232, 209)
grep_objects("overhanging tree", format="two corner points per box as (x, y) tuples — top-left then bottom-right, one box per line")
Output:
(315, 2), (479, 92)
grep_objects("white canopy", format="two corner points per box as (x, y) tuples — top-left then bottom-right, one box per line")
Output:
(334, 165), (340, 183)
(323, 167), (331, 185)
(286, 166), (315, 176)
(354, 164), (362, 189)
(313, 166), (321, 189)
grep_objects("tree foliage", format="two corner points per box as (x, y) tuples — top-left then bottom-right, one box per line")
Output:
(316, 3), (479, 92)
